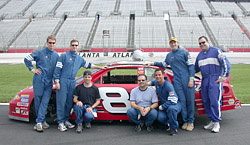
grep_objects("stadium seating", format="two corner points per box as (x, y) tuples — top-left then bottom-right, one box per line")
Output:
(0, 0), (250, 53)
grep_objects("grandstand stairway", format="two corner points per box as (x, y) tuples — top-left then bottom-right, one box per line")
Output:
(84, 15), (100, 51)
(0, 0), (10, 10)
(232, 13), (250, 40)
(198, 13), (219, 48)
(236, 2), (250, 16)
(47, 0), (64, 16)
(127, 14), (135, 50)
(176, 0), (188, 15)
(80, 0), (92, 15)
(18, 0), (37, 17)
(112, 0), (121, 15)
(5, 20), (31, 51)
(205, 0), (221, 16)
(145, 0), (155, 16)
(165, 14), (175, 38)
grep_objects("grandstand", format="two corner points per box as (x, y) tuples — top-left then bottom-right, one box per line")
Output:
(0, 0), (250, 53)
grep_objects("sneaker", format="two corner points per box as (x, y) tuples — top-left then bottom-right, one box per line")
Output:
(146, 124), (153, 132)
(169, 128), (178, 136)
(42, 121), (50, 129)
(65, 120), (75, 129)
(58, 123), (67, 132)
(76, 124), (83, 133)
(182, 122), (188, 130)
(165, 124), (170, 131)
(34, 123), (44, 132)
(212, 122), (220, 133)
(85, 123), (91, 129)
(186, 123), (194, 131)
(135, 123), (143, 132)
(204, 121), (214, 130)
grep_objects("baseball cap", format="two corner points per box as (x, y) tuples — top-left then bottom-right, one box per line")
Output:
(169, 37), (178, 42)
(83, 70), (92, 76)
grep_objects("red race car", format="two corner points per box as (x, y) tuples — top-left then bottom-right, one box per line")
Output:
(9, 61), (241, 122)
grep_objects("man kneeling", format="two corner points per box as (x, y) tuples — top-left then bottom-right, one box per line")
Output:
(127, 74), (158, 132)
(73, 71), (101, 133)
(153, 69), (182, 136)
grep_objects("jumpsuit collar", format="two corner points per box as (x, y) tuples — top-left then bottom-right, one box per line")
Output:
(45, 47), (53, 53)
(172, 46), (180, 53)
(69, 50), (77, 58)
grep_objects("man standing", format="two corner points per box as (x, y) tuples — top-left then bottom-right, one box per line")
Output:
(24, 35), (59, 132)
(127, 74), (158, 132)
(195, 36), (231, 133)
(145, 37), (195, 131)
(54, 40), (106, 132)
(153, 69), (182, 136)
(73, 70), (101, 133)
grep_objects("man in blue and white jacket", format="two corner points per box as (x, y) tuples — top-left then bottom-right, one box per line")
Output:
(153, 69), (181, 136)
(24, 35), (59, 132)
(195, 36), (231, 133)
(53, 39), (107, 132)
(145, 37), (195, 131)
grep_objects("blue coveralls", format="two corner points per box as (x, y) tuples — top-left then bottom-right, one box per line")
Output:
(195, 46), (231, 122)
(24, 47), (59, 123)
(153, 80), (182, 130)
(154, 47), (195, 123)
(53, 50), (92, 124)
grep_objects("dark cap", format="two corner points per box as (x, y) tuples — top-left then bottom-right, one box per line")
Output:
(83, 70), (92, 76)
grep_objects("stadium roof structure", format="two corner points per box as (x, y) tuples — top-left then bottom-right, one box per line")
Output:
(0, 0), (250, 53)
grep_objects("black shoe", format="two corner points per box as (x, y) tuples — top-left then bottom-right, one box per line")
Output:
(135, 123), (143, 132)
(169, 128), (178, 136)
(146, 124), (153, 132)
(165, 124), (170, 131)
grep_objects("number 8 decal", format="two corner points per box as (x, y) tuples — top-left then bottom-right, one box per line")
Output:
(99, 87), (131, 113)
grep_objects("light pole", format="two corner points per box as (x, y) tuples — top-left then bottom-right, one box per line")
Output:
(229, 29), (234, 48)
(61, 31), (66, 50)
(138, 27), (141, 49)
(152, 27), (154, 50)
(24, 32), (29, 52)
(0, 32), (4, 50)
(36, 32), (40, 49)
(242, 32), (245, 52)
(191, 28), (194, 51)
(74, 30), (78, 40)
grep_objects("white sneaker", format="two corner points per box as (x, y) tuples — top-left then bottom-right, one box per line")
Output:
(34, 123), (43, 132)
(212, 122), (220, 133)
(204, 121), (214, 130)
(58, 123), (67, 132)
(65, 120), (75, 128)
(42, 121), (50, 129)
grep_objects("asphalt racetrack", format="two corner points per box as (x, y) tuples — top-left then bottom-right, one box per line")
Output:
(0, 105), (249, 145)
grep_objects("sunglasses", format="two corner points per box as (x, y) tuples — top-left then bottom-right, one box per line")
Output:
(199, 41), (206, 45)
(48, 42), (56, 44)
(138, 80), (146, 82)
(71, 44), (78, 47)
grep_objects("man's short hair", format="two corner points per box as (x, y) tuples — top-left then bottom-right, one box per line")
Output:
(70, 39), (79, 45)
(198, 36), (208, 41)
(138, 74), (147, 80)
(83, 70), (92, 76)
(154, 68), (164, 75)
(47, 35), (56, 42)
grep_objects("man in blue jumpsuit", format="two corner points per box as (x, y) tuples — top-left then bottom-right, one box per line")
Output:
(153, 69), (181, 136)
(54, 40), (106, 132)
(145, 37), (195, 131)
(195, 36), (231, 133)
(24, 35), (59, 132)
